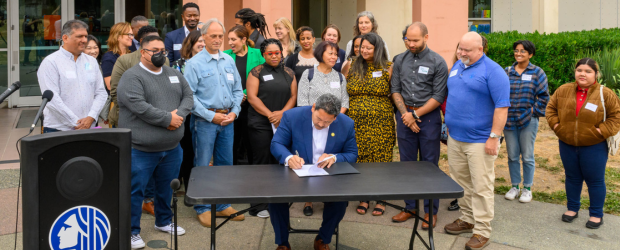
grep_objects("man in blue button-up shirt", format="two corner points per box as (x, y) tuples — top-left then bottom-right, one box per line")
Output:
(183, 18), (244, 227)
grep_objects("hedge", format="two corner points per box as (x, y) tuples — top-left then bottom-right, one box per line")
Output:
(484, 28), (620, 93)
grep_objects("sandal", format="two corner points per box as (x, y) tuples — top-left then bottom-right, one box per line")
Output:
(372, 203), (386, 216)
(356, 201), (369, 215)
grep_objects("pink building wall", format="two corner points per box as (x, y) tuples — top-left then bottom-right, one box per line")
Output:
(413, 0), (468, 66)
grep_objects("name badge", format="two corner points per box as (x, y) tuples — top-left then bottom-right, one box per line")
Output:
(449, 70), (458, 77)
(585, 103), (598, 112)
(173, 44), (182, 50)
(336, 57), (341, 64)
(65, 71), (77, 79)
(169, 76), (180, 83)
(522, 74), (532, 81)
(418, 66), (429, 75)
(330, 82), (340, 88)
(372, 71), (382, 78)
(85, 62), (91, 70)
(227, 73), (234, 81)
(263, 74), (274, 81)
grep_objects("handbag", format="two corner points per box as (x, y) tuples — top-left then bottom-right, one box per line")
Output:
(599, 86), (620, 155)
(98, 95), (112, 122)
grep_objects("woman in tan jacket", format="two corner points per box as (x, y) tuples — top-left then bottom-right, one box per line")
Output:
(546, 58), (620, 229)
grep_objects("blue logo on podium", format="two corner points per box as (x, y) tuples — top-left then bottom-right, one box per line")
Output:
(49, 206), (111, 250)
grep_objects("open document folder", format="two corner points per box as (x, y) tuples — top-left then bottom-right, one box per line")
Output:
(292, 162), (360, 177)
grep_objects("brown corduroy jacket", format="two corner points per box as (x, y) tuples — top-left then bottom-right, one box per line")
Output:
(546, 82), (620, 146)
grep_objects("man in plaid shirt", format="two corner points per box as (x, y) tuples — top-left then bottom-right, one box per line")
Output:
(502, 40), (549, 203)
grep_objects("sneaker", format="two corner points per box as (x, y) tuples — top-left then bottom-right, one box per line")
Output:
(154, 223), (186, 235)
(131, 234), (146, 249)
(256, 210), (270, 218)
(504, 187), (520, 200)
(519, 188), (532, 203)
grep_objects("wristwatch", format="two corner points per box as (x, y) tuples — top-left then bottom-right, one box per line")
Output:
(490, 132), (501, 139)
(412, 110), (420, 120)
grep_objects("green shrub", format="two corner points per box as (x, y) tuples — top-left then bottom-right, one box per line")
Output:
(484, 28), (620, 94)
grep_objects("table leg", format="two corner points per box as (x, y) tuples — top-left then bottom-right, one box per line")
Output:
(211, 204), (216, 250)
(428, 200), (435, 250)
(408, 199), (420, 250)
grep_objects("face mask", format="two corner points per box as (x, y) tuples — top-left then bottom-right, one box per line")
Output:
(150, 52), (166, 68)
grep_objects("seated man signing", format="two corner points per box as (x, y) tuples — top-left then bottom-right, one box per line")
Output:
(269, 94), (358, 250)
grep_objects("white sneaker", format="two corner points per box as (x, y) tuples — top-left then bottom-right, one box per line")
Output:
(505, 187), (520, 200)
(155, 223), (186, 235)
(131, 234), (146, 249)
(519, 189), (533, 203)
(257, 210), (270, 218)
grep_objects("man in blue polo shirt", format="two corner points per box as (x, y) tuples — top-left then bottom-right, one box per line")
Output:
(443, 32), (509, 250)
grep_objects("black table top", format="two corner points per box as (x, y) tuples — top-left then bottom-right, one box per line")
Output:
(185, 161), (464, 205)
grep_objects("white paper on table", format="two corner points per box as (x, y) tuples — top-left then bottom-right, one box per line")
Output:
(271, 124), (277, 134)
(292, 164), (329, 177)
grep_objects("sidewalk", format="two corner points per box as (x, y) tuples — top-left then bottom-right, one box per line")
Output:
(1, 108), (619, 250)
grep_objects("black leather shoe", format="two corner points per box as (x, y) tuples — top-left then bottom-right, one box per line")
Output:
(562, 212), (578, 223)
(304, 205), (313, 216)
(586, 217), (603, 229)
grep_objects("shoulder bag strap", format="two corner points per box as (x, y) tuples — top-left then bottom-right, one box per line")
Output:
(601, 86), (607, 121)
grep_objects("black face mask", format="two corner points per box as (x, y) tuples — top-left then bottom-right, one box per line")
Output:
(150, 52), (166, 68)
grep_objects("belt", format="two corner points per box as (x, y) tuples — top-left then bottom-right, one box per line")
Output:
(208, 108), (230, 114)
(406, 105), (421, 111)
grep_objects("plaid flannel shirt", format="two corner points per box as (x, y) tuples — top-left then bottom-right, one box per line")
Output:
(504, 62), (550, 130)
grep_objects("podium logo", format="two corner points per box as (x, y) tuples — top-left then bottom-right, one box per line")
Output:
(49, 206), (111, 250)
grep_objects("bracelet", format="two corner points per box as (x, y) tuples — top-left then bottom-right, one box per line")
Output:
(412, 110), (420, 120)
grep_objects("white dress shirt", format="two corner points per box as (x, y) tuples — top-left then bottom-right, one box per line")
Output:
(37, 46), (108, 131)
(184, 26), (200, 37)
(285, 121), (334, 166)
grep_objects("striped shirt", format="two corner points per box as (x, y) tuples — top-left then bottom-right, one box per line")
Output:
(504, 62), (550, 130)
(37, 46), (108, 131)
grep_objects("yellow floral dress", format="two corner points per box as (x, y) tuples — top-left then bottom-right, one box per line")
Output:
(346, 62), (395, 163)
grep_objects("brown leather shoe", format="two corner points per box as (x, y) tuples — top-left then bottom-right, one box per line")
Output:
(216, 207), (245, 221)
(314, 237), (330, 250)
(392, 210), (415, 223)
(197, 211), (212, 227)
(276, 246), (291, 250)
(465, 234), (490, 250)
(421, 213), (437, 230)
(444, 219), (474, 235)
(142, 202), (155, 216)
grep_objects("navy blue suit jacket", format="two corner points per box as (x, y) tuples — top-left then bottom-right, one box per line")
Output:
(271, 106), (358, 165)
(164, 26), (187, 65)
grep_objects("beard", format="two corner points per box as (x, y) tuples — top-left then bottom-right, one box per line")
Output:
(409, 41), (426, 54)
(461, 56), (470, 65)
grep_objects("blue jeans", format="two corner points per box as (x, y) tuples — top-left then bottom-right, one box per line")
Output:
(559, 140), (608, 218)
(143, 178), (156, 203)
(191, 114), (234, 214)
(43, 127), (60, 133)
(503, 117), (539, 187)
(130, 145), (182, 234)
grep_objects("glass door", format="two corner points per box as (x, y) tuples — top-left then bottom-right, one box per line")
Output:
(9, 0), (61, 107)
(0, 0), (8, 101)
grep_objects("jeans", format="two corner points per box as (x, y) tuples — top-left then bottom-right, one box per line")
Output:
(396, 108), (442, 214)
(192, 114), (234, 214)
(143, 178), (156, 203)
(559, 140), (608, 218)
(130, 144), (182, 234)
(42, 127), (60, 133)
(503, 117), (539, 187)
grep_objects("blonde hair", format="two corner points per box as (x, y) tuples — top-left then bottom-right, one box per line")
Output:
(273, 17), (296, 55)
(107, 22), (132, 55)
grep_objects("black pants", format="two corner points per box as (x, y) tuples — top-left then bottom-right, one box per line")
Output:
(233, 105), (253, 165)
(247, 124), (276, 215)
(178, 113), (194, 192)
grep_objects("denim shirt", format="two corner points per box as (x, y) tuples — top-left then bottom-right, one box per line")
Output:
(183, 49), (244, 122)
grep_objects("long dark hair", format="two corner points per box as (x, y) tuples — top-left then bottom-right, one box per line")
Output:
(349, 33), (389, 80)
(235, 8), (270, 38)
(180, 30), (202, 59)
(575, 57), (600, 79)
(86, 35), (102, 63)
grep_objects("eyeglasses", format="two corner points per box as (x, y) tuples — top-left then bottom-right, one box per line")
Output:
(513, 49), (528, 54)
(125, 33), (135, 38)
(143, 48), (168, 56)
(265, 51), (281, 56)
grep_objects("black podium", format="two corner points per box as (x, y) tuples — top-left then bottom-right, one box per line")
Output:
(21, 129), (132, 250)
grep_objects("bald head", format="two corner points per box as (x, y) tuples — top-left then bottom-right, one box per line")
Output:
(408, 22), (428, 36)
(404, 22), (429, 54)
(457, 32), (484, 66)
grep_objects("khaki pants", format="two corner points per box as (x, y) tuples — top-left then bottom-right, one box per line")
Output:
(447, 135), (498, 238)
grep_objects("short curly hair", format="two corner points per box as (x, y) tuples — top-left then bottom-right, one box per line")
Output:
(260, 38), (283, 55)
